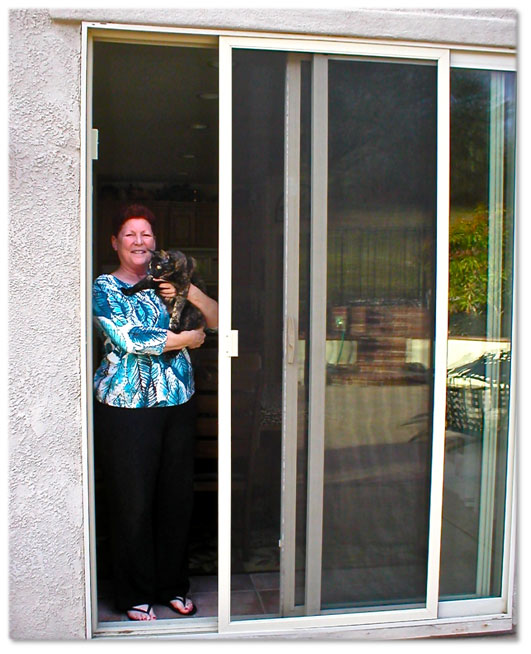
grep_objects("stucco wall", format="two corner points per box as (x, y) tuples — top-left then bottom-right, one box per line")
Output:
(9, 10), (86, 640)
(49, 7), (517, 48)
(8, 7), (517, 641)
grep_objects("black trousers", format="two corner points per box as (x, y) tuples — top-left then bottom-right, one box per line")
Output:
(94, 397), (196, 611)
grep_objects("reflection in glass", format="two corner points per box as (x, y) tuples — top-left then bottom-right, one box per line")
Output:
(321, 60), (437, 610)
(440, 69), (516, 599)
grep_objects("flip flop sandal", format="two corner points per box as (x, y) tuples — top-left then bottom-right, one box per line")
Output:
(168, 596), (197, 616)
(127, 604), (156, 621)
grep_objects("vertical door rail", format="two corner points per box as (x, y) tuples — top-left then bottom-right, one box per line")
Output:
(280, 54), (302, 617)
(217, 35), (233, 630)
(424, 46), (450, 616)
(304, 53), (329, 616)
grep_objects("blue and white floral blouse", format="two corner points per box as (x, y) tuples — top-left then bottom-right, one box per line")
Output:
(93, 274), (194, 408)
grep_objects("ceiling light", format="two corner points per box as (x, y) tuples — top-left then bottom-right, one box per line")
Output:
(198, 92), (218, 100)
(191, 123), (208, 130)
(182, 154), (196, 159)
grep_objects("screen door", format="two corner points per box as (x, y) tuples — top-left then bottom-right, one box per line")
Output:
(218, 37), (449, 632)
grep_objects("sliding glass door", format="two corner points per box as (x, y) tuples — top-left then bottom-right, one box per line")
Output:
(84, 25), (516, 639)
(218, 37), (450, 632)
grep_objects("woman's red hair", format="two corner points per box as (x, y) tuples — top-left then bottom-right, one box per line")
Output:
(112, 204), (157, 236)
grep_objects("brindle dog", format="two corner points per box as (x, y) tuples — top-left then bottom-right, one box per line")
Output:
(121, 249), (207, 333)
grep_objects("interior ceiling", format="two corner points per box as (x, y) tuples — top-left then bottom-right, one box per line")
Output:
(93, 41), (219, 187)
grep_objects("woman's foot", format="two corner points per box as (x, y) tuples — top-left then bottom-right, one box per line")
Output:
(126, 604), (156, 621)
(168, 596), (197, 616)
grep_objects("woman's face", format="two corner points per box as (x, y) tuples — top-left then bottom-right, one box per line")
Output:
(112, 217), (156, 271)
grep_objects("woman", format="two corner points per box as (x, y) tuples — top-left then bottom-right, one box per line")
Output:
(93, 204), (218, 621)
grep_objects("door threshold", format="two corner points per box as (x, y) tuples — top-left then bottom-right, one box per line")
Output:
(93, 614), (514, 640)
(93, 616), (219, 638)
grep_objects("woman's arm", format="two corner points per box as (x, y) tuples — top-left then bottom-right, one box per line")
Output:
(157, 280), (218, 329)
(187, 284), (219, 329)
(163, 328), (206, 352)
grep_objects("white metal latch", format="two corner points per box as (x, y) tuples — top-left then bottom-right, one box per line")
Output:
(225, 330), (238, 357)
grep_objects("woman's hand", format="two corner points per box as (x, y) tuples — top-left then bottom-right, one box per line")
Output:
(154, 279), (176, 301)
(163, 328), (205, 352)
(183, 328), (206, 349)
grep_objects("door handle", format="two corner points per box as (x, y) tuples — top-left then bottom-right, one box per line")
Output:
(287, 316), (297, 364)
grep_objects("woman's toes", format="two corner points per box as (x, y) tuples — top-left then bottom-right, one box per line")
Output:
(127, 604), (156, 621)
(170, 597), (194, 614)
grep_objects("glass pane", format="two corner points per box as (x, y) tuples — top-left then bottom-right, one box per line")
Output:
(231, 49), (286, 620)
(321, 59), (437, 611)
(440, 69), (516, 599)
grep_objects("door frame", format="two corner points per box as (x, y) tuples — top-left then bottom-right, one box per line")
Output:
(80, 21), (517, 638)
(218, 34), (450, 634)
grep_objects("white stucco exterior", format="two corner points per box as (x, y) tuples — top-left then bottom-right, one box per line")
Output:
(8, 8), (517, 640)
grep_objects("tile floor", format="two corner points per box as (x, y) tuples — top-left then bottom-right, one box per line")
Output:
(97, 571), (281, 622)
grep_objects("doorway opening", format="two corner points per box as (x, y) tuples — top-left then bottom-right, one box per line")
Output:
(91, 38), (221, 623)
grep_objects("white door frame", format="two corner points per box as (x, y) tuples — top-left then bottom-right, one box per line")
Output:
(80, 21), (517, 638)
